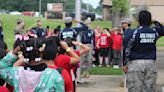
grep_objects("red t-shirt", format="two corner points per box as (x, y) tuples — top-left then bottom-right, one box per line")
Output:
(54, 51), (80, 76)
(99, 34), (110, 48)
(112, 34), (123, 50)
(54, 54), (72, 74)
(48, 66), (73, 92)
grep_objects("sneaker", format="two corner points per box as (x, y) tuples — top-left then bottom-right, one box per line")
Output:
(85, 71), (90, 78)
(92, 64), (96, 67)
(99, 65), (102, 67)
(106, 65), (110, 67)
(113, 65), (119, 69)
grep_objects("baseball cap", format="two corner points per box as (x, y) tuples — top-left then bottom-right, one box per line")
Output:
(121, 18), (132, 24)
(64, 17), (73, 23)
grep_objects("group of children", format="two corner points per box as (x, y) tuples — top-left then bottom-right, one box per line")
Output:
(93, 27), (123, 68)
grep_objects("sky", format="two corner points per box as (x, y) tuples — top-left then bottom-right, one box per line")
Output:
(83, 0), (101, 8)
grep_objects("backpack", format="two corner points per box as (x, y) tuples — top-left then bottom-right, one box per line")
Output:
(81, 29), (93, 44)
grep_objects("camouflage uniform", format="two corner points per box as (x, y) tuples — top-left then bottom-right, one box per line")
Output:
(126, 60), (157, 92)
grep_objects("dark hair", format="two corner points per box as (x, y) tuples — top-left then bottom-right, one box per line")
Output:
(58, 37), (73, 54)
(0, 41), (7, 50)
(103, 28), (110, 32)
(65, 23), (72, 28)
(42, 36), (59, 60)
(139, 10), (152, 26)
(20, 38), (43, 62)
(17, 22), (21, 25)
(46, 26), (49, 29)
(0, 48), (6, 59)
(54, 25), (61, 34)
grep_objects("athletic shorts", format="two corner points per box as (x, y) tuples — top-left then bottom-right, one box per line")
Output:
(99, 48), (109, 57)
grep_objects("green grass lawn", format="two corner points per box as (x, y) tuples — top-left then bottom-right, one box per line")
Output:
(90, 67), (122, 75)
(1, 14), (163, 49)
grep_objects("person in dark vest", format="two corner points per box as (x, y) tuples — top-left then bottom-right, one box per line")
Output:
(123, 10), (164, 92)
(80, 18), (94, 78)
(59, 17), (88, 41)
(28, 20), (46, 38)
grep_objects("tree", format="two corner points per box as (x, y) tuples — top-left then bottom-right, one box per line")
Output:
(112, 0), (130, 27)
(95, 5), (103, 15)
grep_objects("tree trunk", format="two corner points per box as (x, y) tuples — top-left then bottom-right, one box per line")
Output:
(112, 10), (121, 28)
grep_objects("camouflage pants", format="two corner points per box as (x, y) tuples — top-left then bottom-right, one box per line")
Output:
(126, 60), (157, 92)
(80, 44), (93, 72)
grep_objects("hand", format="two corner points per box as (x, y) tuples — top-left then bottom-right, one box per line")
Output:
(72, 20), (80, 23)
(13, 46), (21, 55)
(60, 41), (69, 50)
(72, 41), (80, 46)
(123, 66), (128, 73)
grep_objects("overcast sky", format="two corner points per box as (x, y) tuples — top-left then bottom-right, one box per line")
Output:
(83, 0), (101, 8)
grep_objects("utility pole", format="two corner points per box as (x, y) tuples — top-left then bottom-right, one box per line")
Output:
(39, 0), (42, 16)
(75, 0), (81, 21)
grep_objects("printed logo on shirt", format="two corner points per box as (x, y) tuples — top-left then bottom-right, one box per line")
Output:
(100, 36), (107, 45)
(62, 31), (74, 39)
(140, 33), (155, 43)
(88, 33), (92, 37)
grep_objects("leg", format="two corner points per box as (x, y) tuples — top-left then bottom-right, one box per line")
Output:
(108, 48), (112, 66)
(143, 63), (157, 92)
(105, 57), (109, 67)
(126, 62), (145, 92)
(99, 56), (103, 67)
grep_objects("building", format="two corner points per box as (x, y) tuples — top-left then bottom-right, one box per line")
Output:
(102, 0), (164, 22)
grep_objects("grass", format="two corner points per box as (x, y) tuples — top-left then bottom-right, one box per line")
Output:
(0, 14), (67, 49)
(90, 67), (122, 75)
(0, 14), (112, 49)
(157, 37), (164, 47)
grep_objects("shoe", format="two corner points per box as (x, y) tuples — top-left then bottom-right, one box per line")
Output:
(77, 80), (84, 84)
(113, 65), (119, 69)
(92, 64), (96, 67)
(80, 71), (86, 78)
(85, 71), (90, 78)
(99, 65), (102, 67)
(106, 65), (110, 67)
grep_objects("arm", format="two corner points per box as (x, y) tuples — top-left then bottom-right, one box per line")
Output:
(0, 46), (19, 68)
(72, 41), (90, 56)
(60, 41), (80, 65)
(73, 22), (88, 33)
(13, 58), (25, 67)
(96, 38), (100, 49)
(153, 21), (164, 36)
(0, 46), (20, 85)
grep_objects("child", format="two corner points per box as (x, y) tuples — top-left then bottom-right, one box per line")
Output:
(0, 38), (64, 92)
(97, 28), (112, 67)
(112, 28), (123, 68)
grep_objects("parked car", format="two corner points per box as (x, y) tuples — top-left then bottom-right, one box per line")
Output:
(10, 11), (22, 15)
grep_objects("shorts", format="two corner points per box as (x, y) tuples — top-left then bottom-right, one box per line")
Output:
(99, 48), (109, 57)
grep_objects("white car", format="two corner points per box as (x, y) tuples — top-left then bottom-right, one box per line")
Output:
(96, 14), (103, 21)
(10, 11), (22, 15)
